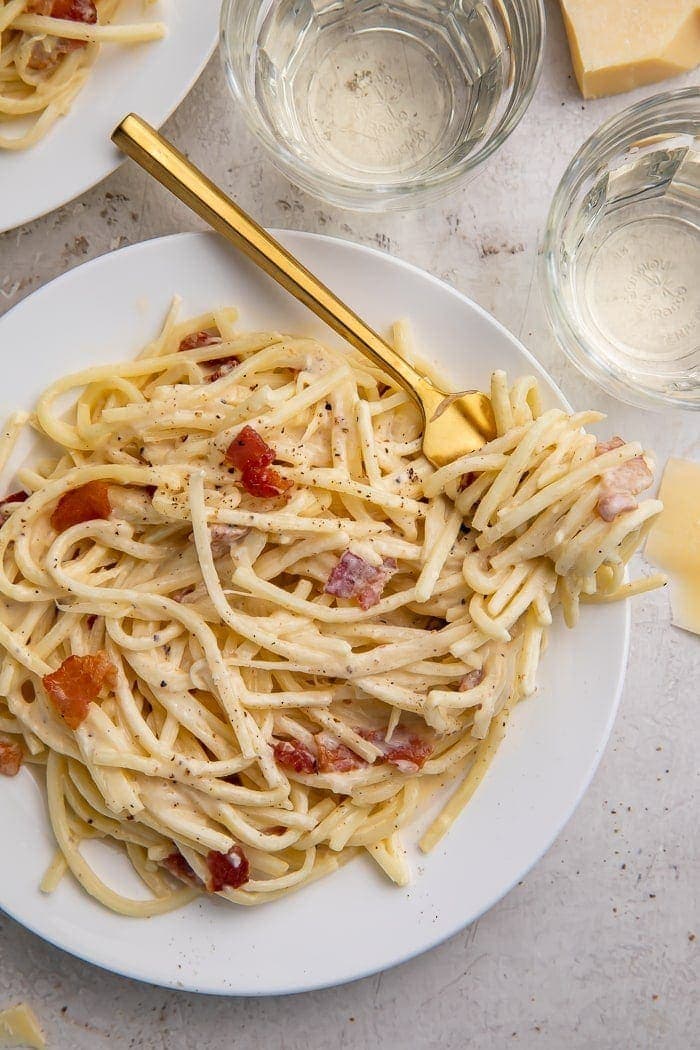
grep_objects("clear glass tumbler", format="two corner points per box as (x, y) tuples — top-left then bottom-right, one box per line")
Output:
(542, 88), (700, 411)
(220, 0), (545, 210)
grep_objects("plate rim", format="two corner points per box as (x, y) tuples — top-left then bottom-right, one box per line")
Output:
(0, 10), (218, 234)
(0, 230), (631, 995)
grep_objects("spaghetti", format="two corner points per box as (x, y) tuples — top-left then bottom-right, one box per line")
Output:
(0, 303), (662, 913)
(0, 0), (165, 150)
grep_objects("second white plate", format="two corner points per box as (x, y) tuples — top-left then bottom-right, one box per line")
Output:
(0, 1), (219, 233)
(0, 231), (629, 994)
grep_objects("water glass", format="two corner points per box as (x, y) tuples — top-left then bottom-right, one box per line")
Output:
(220, 0), (544, 210)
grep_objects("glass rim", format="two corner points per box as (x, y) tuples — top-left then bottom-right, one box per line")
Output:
(541, 86), (700, 412)
(219, 0), (546, 209)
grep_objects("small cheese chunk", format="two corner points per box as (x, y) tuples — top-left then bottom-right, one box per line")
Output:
(559, 1), (700, 99)
(645, 457), (700, 636)
(0, 1005), (45, 1050)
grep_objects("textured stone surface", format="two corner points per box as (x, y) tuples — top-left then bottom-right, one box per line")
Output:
(0, 3), (698, 1047)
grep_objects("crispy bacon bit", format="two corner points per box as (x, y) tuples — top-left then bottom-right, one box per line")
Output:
(240, 464), (291, 499)
(162, 851), (201, 887)
(597, 491), (639, 522)
(358, 727), (434, 773)
(0, 738), (23, 777)
(273, 738), (318, 774)
(224, 425), (292, 500)
(459, 668), (485, 691)
(458, 472), (477, 492)
(0, 490), (28, 525)
(50, 480), (111, 532)
(224, 425), (275, 471)
(27, 0), (96, 18)
(206, 846), (250, 892)
(209, 523), (249, 558)
(28, 40), (65, 70)
(595, 436), (625, 455)
(42, 651), (116, 730)
(324, 551), (398, 610)
(315, 731), (365, 774)
(178, 330), (221, 352)
(26, 0), (97, 68)
(604, 456), (653, 497)
(207, 356), (239, 382)
(46, 0), (97, 20)
(595, 437), (654, 522)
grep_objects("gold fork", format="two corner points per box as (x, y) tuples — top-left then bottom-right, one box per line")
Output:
(111, 114), (494, 466)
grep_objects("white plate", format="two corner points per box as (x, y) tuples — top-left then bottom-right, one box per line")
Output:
(0, 231), (629, 995)
(0, 2), (219, 233)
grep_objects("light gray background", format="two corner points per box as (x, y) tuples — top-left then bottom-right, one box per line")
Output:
(0, 3), (697, 1047)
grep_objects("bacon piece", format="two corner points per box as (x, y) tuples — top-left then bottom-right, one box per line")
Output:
(0, 490), (28, 526)
(162, 851), (201, 887)
(0, 738), (23, 777)
(42, 651), (116, 730)
(27, 0), (96, 17)
(240, 464), (291, 499)
(207, 357), (239, 382)
(181, 335), (238, 379)
(273, 738), (317, 774)
(595, 436), (625, 455)
(595, 437), (654, 522)
(459, 668), (484, 691)
(50, 480), (111, 532)
(26, 0), (97, 68)
(28, 40), (69, 70)
(597, 491), (639, 522)
(178, 330), (221, 352)
(603, 456), (653, 498)
(46, 0), (97, 21)
(324, 551), (398, 610)
(209, 523), (249, 558)
(224, 425), (275, 471)
(206, 846), (250, 892)
(357, 727), (434, 773)
(224, 426), (291, 500)
(315, 731), (365, 774)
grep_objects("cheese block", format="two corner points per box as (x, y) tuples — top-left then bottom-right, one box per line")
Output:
(0, 1005), (45, 1050)
(645, 457), (700, 636)
(559, 1), (700, 99)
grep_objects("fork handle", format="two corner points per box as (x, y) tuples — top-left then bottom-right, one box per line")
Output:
(112, 114), (439, 416)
